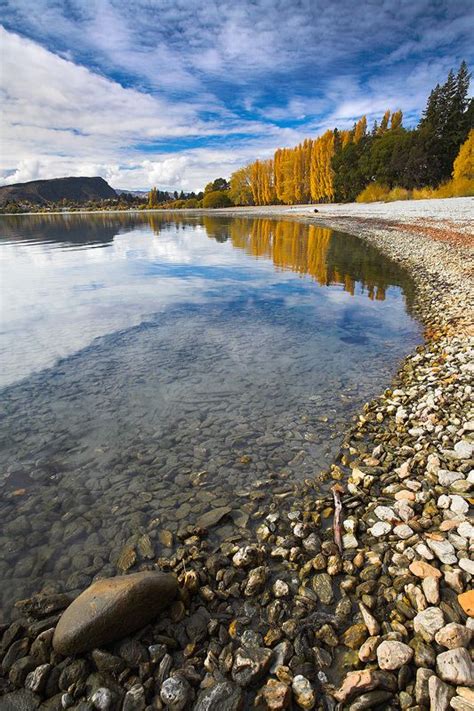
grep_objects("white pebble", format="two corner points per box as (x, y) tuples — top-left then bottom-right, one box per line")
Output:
(369, 521), (392, 537)
(458, 558), (474, 575)
(450, 495), (469, 515)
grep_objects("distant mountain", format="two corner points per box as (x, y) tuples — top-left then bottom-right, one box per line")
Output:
(0, 176), (117, 206)
(115, 189), (150, 197)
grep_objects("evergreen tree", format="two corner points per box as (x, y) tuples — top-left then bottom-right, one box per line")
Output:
(417, 62), (473, 185)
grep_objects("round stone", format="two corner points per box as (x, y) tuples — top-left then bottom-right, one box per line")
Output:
(376, 640), (413, 670)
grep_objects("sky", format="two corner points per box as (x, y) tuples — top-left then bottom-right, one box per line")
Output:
(1, 0), (473, 192)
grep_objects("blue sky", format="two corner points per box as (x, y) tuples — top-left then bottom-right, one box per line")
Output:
(1, 0), (473, 191)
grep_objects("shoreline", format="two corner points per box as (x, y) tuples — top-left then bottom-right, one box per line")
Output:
(1, 201), (473, 710)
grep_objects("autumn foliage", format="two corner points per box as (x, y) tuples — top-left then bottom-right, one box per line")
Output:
(227, 62), (472, 206)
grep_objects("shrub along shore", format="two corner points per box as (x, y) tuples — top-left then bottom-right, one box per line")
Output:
(1, 203), (473, 710)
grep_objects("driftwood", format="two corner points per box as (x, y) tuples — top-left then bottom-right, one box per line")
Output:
(331, 483), (344, 554)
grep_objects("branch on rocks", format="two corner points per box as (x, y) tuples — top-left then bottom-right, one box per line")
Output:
(331, 483), (344, 554)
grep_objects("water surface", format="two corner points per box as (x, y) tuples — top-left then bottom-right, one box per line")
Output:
(0, 213), (421, 619)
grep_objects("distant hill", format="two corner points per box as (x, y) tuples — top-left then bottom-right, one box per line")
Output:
(116, 189), (150, 197)
(0, 176), (117, 206)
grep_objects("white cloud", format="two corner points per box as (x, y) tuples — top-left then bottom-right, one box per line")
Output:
(0, 28), (288, 189)
(1, 0), (472, 190)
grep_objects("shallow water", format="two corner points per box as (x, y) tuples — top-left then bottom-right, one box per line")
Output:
(0, 213), (421, 620)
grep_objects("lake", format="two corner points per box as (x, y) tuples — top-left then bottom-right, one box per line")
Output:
(0, 212), (421, 620)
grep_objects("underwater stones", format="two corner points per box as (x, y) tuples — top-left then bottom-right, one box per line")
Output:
(91, 687), (113, 710)
(158, 529), (174, 547)
(52, 572), (177, 655)
(116, 543), (136, 573)
(25, 664), (51, 695)
(15, 593), (72, 619)
(196, 506), (232, 529)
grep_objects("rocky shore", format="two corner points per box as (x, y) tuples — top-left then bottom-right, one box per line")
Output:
(1, 204), (473, 711)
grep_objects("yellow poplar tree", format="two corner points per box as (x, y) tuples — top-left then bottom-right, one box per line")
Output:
(341, 129), (352, 147)
(378, 110), (391, 134)
(310, 130), (335, 203)
(250, 159), (275, 205)
(390, 110), (403, 130)
(354, 115), (367, 143)
(453, 129), (474, 180)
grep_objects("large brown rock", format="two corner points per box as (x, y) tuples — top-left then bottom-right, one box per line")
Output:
(52, 572), (177, 655)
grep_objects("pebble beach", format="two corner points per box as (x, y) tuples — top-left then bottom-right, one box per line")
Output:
(1, 197), (473, 711)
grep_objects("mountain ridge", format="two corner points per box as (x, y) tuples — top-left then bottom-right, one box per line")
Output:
(0, 176), (117, 206)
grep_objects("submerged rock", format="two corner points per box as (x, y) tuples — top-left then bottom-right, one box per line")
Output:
(196, 506), (232, 529)
(52, 572), (177, 655)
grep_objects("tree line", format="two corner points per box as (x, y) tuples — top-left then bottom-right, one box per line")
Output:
(163, 61), (471, 208)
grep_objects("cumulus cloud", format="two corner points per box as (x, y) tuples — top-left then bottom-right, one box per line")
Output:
(1, 0), (472, 190)
(0, 28), (287, 189)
